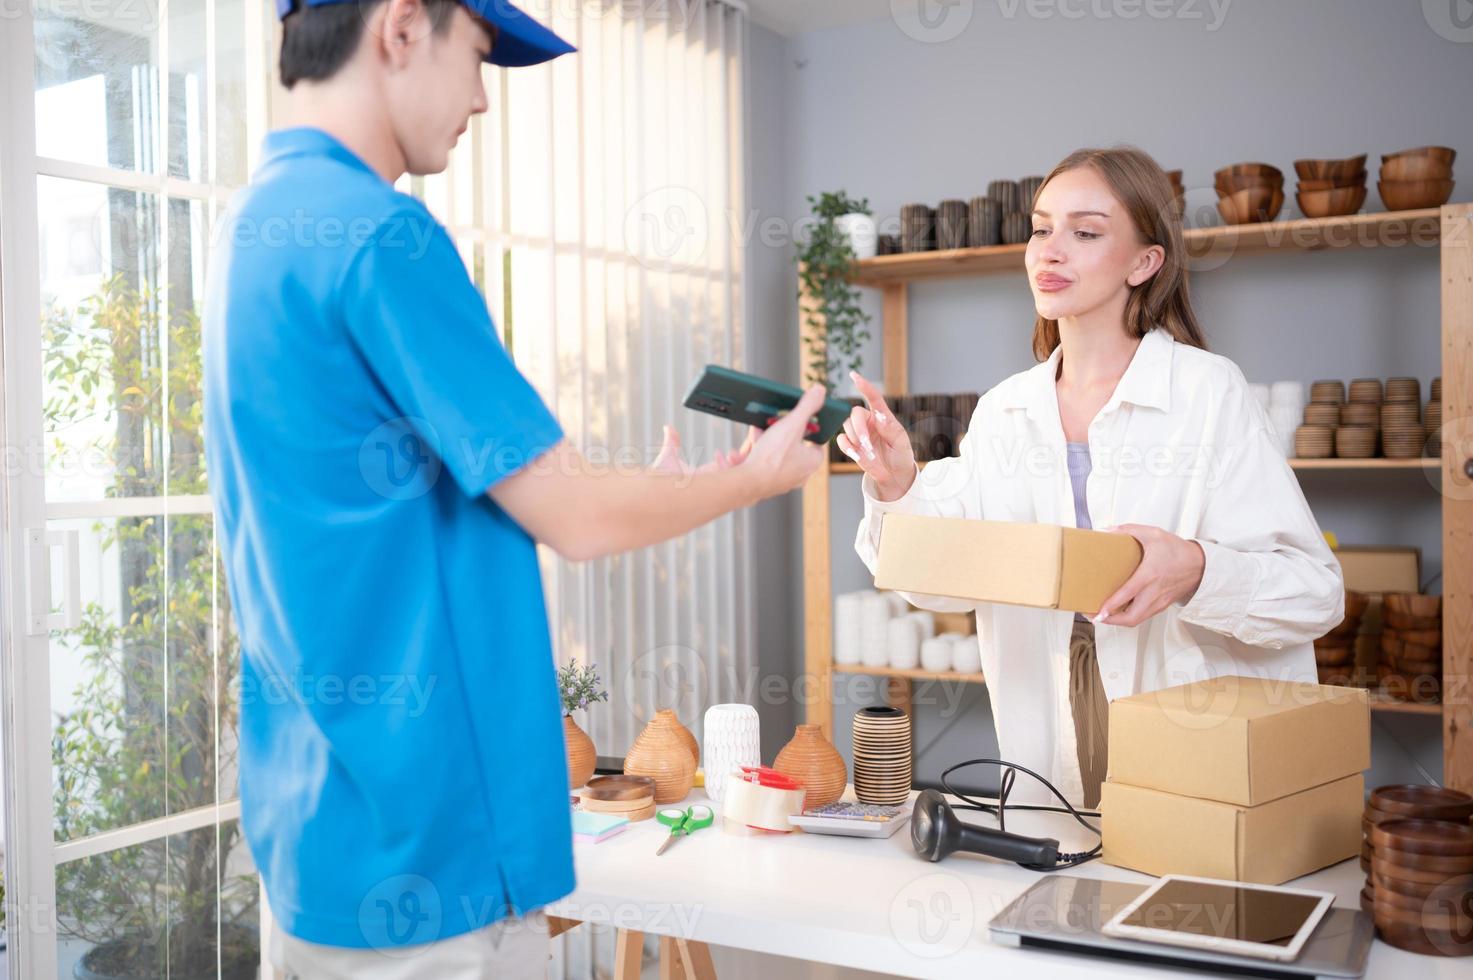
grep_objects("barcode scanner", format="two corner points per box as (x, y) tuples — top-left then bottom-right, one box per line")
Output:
(910, 789), (1061, 867)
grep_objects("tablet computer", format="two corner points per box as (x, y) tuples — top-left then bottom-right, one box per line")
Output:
(1100, 874), (1334, 962)
(683, 365), (850, 444)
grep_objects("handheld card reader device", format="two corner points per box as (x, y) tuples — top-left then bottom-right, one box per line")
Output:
(683, 365), (850, 444)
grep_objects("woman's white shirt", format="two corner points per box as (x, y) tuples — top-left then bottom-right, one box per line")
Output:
(854, 327), (1345, 805)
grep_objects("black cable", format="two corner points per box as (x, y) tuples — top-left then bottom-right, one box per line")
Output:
(939, 757), (1103, 870)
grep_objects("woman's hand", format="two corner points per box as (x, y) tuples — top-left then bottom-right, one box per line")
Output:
(836, 371), (917, 501)
(1094, 524), (1206, 627)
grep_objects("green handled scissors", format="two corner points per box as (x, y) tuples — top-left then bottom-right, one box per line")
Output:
(655, 804), (714, 856)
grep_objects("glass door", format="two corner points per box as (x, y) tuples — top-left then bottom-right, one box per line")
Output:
(2, 2), (268, 976)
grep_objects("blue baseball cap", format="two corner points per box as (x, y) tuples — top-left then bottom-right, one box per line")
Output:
(274, 0), (576, 67)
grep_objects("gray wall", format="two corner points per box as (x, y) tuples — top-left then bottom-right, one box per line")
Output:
(744, 0), (1470, 792)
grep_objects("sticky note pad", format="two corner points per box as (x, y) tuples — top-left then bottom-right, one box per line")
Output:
(572, 810), (629, 843)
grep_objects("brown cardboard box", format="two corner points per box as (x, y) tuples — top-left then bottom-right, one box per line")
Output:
(1333, 545), (1420, 595)
(1100, 774), (1363, 884)
(1332, 546), (1420, 665)
(873, 513), (1141, 616)
(1107, 676), (1369, 806)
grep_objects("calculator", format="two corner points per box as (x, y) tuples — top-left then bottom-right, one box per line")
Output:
(788, 801), (911, 838)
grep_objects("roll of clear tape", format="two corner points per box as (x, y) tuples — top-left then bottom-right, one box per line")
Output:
(721, 775), (804, 832)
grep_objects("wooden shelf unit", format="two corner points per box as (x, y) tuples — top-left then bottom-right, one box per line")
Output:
(830, 458), (1442, 476)
(800, 204), (1472, 789)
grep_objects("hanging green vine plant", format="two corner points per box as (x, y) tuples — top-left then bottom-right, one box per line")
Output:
(798, 191), (873, 389)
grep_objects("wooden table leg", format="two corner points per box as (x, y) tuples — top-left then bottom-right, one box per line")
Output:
(546, 915), (581, 939)
(659, 935), (683, 979)
(614, 928), (644, 980)
(675, 938), (717, 979)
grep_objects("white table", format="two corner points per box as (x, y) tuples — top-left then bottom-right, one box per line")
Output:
(547, 787), (1466, 979)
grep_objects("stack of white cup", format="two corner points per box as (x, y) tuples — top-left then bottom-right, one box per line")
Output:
(835, 590), (977, 672)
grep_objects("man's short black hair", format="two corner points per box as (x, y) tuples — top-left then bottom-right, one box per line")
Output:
(278, 0), (462, 90)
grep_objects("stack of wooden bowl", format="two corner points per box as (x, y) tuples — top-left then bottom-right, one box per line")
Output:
(1294, 380), (1344, 457)
(1361, 784), (1473, 918)
(1294, 154), (1367, 218)
(1378, 593), (1442, 704)
(1315, 589), (1368, 686)
(1427, 377), (1442, 458)
(1215, 162), (1284, 224)
(1381, 377), (1425, 459)
(1367, 815), (1473, 956)
(579, 774), (658, 822)
(1379, 146), (1456, 211)
(1338, 377), (1383, 458)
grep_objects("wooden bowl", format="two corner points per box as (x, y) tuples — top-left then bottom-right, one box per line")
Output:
(1378, 178), (1454, 211)
(1305, 403), (1342, 425)
(1371, 785), (1473, 823)
(1380, 154), (1453, 182)
(1218, 186), (1284, 224)
(1384, 593), (1442, 618)
(1335, 425), (1377, 457)
(1382, 145), (1456, 166)
(1215, 173), (1284, 195)
(1297, 174), (1367, 192)
(1370, 818), (1473, 857)
(1216, 161), (1284, 181)
(1385, 609), (1441, 631)
(1294, 155), (1367, 181)
(1298, 185), (1367, 218)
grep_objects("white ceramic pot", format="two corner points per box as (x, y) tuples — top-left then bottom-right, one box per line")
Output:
(951, 635), (982, 674)
(920, 636), (953, 673)
(833, 591), (864, 666)
(887, 617), (921, 670)
(702, 703), (760, 804)
(835, 212), (878, 259)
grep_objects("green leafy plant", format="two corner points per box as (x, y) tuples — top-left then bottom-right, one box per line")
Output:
(798, 191), (873, 388)
(557, 661), (610, 716)
(44, 274), (256, 978)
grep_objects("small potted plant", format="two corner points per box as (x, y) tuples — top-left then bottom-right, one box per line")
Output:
(797, 191), (873, 392)
(558, 661), (609, 789)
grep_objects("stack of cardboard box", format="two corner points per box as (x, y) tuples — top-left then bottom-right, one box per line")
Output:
(1101, 675), (1370, 885)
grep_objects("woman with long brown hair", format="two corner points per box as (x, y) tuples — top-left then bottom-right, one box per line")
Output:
(846, 146), (1343, 810)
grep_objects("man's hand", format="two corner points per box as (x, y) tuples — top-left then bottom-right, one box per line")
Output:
(490, 385), (826, 563)
(652, 423), (758, 476)
(738, 383), (828, 500)
(1094, 524), (1206, 627)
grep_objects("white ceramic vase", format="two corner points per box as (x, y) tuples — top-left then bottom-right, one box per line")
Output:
(835, 212), (878, 259)
(702, 703), (760, 803)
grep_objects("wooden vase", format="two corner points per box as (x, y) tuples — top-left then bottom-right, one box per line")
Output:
(773, 723), (847, 809)
(624, 710), (696, 803)
(564, 715), (596, 790)
(662, 709), (700, 770)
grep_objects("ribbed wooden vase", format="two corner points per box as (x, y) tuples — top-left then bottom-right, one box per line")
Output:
(564, 715), (596, 789)
(624, 709), (696, 803)
(773, 724), (847, 809)
(665, 710), (700, 771)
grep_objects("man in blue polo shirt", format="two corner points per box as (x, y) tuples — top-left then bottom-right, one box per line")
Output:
(203, 0), (824, 974)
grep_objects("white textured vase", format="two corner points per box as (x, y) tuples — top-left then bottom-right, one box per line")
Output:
(702, 703), (760, 804)
(835, 212), (878, 259)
